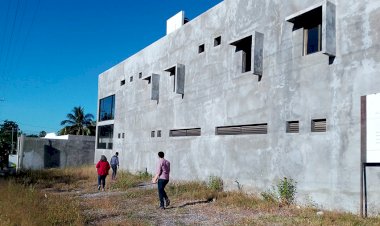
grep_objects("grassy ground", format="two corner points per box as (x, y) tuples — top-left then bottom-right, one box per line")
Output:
(0, 166), (379, 225)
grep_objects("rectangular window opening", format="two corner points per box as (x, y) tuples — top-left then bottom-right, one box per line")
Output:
(198, 44), (205, 53)
(139, 72), (143, 79)
(286, 121), (299, 133)
(99, 95), (115, 121)
(118, 133), (121, 139)
(120, 80), (125, 86)
(165, 66), (176, 92)
(157, 130), (161, 137)
(231, 35), (252, 73)
(169, 128), (201, 137)
(122, 133), (125, 139)
(130, 76), (133, 82)
(216, 123), (267, 135)
(151, 131), (155, 137)
(214, 36), (221, 46)
(143, 76), (151, 84)
(311, 119), (326, 132)
(97, 125), (114, 149)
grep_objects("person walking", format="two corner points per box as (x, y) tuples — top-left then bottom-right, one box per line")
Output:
(152, 151), (170, 209)
(110, 152), (119, 180)
(96, 155), (110, 191)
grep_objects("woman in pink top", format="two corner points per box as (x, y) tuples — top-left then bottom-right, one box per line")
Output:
(152, 151), (170, 209)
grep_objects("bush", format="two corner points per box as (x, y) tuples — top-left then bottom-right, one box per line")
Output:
(277, 177), (297, 205)
(207, 176), (223, 192)
(261, 177), (297, 206)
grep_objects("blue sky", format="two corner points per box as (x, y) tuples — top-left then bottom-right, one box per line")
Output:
(0, 0), (223, 135)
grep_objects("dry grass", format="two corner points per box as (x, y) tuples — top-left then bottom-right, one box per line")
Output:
(1, 166), (380, 225)
(0, 180), (84, 226)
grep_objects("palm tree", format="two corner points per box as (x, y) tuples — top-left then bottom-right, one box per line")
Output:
(60, 106), (95, 136)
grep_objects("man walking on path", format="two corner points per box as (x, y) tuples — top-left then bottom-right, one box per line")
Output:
(152, 151), (171, 210)
(110, 152), (119, 180)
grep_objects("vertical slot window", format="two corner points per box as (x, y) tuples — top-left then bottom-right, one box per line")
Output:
(214, 36), (221, 46)
(198, 44), (205, 53)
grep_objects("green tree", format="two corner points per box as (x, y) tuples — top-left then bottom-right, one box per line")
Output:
(39, 131), (47, 137)
(60, 106), (95, 136)
(0, 120), (19, 168)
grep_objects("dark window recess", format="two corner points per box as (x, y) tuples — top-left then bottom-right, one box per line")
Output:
(151, 131), (155, 137)
(170, 128), (201, 137)
(120, 80), (125, 86)
(118, 133), (121, 139)
(289, 6), (322, 55)
(139, 72), (143, 79)
(165, 66), (176, 92)
(198, 44), (205, 53)
(286, 121), (299, 133)
(216, 124), (267, 135)
(122, 133), (125, 138)
(214, 36), (221, 46)
(157, 130), (161, 137)
(143, 76), (151, 84)
(97, 125), (114, 149)
(311, 119), (326, 132)
(130, 76), (133, 82)
(99, 95), (115, 121)
(231, 36), (252, 73)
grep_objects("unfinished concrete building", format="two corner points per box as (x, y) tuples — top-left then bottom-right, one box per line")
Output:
(96, 0), (380, 213)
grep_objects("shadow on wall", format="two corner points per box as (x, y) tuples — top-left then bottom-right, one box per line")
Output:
(44, 144), (60, 168)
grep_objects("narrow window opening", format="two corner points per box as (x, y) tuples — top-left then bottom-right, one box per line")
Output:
(311, 119), (326, 132)
(130, 76), (133, 82)
(214, 36), (221, 46)
(139, 72), (143, 79)
(120, 80), (125, 86)
(151, 131), (155, 137)
(157, 130), (161, 137)
(231, 36), (252, 73)
(169, 128), (201, 137)
(165, 66), (176, 92)
(122, 133), (125, 139)
(216, 123), (267, 135)
(286, 121), (299, 133)
(118, 133), (121, 139)
(198, 44), (205, 53)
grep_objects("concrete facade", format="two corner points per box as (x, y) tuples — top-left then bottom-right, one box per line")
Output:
(96, 0), (380, 213)
(18, 135), (95, 169)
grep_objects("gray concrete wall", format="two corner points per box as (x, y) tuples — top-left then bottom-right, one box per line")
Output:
(19, 135), (95, 169)
(96, 0), (380, 213)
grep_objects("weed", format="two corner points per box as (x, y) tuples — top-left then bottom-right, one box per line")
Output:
(277, 177), (297, 205)
(207, 176), (223, 192)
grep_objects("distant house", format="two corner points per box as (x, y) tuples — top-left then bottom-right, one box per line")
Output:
(18, 134), (95, 169)
(95, 0), (380, 213)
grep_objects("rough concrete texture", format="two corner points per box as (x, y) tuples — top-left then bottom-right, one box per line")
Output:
(96, 0), (380, 213)
(19, 135), (95, 169)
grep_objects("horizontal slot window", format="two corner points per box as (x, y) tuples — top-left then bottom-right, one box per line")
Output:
(170, 128), (201, 137)
(216, 123), (267, 135)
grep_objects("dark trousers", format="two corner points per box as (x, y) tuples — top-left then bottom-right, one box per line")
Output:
(157, 179), (169, 207)
(111, 164), (117, 179)
(98, 175), (107, 188)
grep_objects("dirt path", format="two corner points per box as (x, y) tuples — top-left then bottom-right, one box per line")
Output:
(50, 181), (263, 225)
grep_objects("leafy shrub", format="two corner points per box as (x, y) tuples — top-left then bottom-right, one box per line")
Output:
(207, 176), (223, 192)
(277, 177), (297, 205)
(261, 177), (297, 206)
